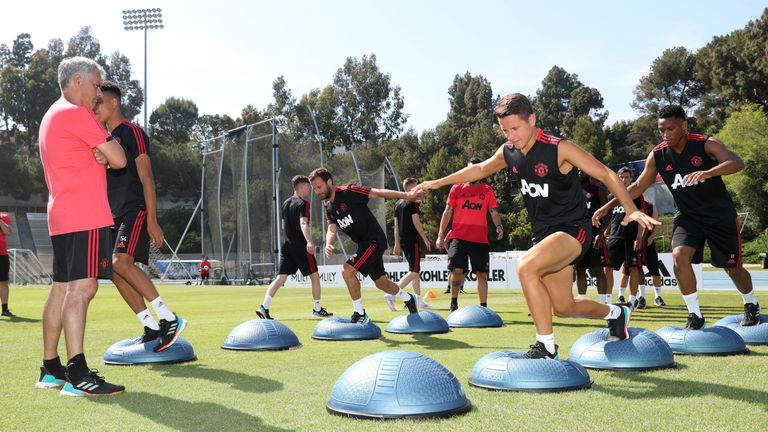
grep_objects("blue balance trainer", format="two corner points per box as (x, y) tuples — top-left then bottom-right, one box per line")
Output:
(470, 351), (592, 392)
(713, 314), (768, 345)
(386, 311), (450, 334)
(312, 316), (382, 341)
(446, 305), (503, 328)
(221, 319), (301, 351)
(567, 328), (675, 370)
(103, 336), (196, 365)
(656, 325), (748, 355)
(327, 350), (471, 419)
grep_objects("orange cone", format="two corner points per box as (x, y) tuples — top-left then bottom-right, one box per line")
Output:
(424, 290), (437, 300)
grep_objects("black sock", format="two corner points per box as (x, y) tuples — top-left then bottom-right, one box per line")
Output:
(2, 303), (8, 312)
(480, 302), (487, 308)
(43, 356), (63, 373)
(451, 297), (458, 304)
(66, 353), (89, 380)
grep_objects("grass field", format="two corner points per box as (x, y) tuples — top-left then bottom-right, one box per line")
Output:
(1, 284), (767, 432)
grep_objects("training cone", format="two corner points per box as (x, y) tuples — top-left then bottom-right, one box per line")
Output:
(424, 290), (437, 300)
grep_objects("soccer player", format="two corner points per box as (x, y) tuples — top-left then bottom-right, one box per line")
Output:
(575, 171), (611, 304)
(419, 93), (658, 359)
(37, 57), (127, 395)
(257, 175), (333, 319)
(199, 256), (211, 285)
(594, 105), (759, 329)
(0, 211), (14, 317)
(309, 168), (420, 323)
(618, 200), (665, 308)
(94, 81), (187, 351)
(436, 157), (503, 312)
(386, 177), (432, 311)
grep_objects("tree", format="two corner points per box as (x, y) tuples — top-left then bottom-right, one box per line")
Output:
(571, 116), (611, 163)
(195, 114), (235, 142)
(632, 46), (704, 116)
(533, 66), (605, 137)
(11, 33), (33, 68)
(447, 72), (494, 131)
(149, 97), (199, 144)
(65, 27), (105, 64)
(104, 51), (143, 121)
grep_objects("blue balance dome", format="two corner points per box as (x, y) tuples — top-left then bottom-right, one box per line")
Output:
(446, 305), (503, 328)
(470, 351), (592, 392)
(386, 311), (449, 334)
(312, 317), (382, 341)
(327, 350), (471, 419)
(656, 325), (748, 355)
(221, 319), (301, 351)
(713, 314), (768, 345)
(567, 328), (675, 370)
(103, 336), (196, 365)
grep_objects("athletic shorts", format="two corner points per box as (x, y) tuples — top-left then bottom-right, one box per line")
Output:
(51, 227), (112, 282)
(0, 254), (8, 282)
(577, 228), (611, 269)
(112, 209), (150, 265)
(201, 273), (210, 280)
(347, 241), (386, 281)
(532, 221), (592, 266)
(447, 239), (489, 274)
(278, 242), (318, 277)
(607, 236), (641, 271)
(401, 241), (423, 273)
(641, 240), (660, 276)
(672, 213), (742, 268)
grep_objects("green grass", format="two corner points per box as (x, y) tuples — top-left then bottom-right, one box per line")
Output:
(1, 285), (767, 431)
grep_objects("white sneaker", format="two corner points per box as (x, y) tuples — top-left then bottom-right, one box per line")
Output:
(417, 299), (432, 310)
(383, 294), (397, 311)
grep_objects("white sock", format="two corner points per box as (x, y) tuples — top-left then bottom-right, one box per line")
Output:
(639, 285), (646, 298)
(136, 308), (159, 330)
(741, 291), (758, 305)
(577, 294), (587, 299)
(396, 289), (412, 301)
(619, 286), (627, 297)
(352, 298), (364, 314)
(536, 333), (557, 355)
(262, 294), (273, 309)
(654, 286), (662, 298)
(149, 296), (175, 321)
(598, 294), (607, 304)
(604, 304), (622, 320)
(629, 295), (637, 304)
(605, 294), (612, 304)
(682, 292), (702, 317)
(313, 299), (321, 312)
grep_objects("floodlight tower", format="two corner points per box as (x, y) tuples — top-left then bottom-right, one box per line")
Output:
(122, 8), (164, 127)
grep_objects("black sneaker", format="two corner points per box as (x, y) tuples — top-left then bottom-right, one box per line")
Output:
(137, 326), (161, 344)
(617, 295), (626, 304)
(523, 341), (559, 359)
(685, 313), (705, 330)
(61, 369), (125, 397)
(404, 294), (418, 314)
(1, 309), (16, 317)
(654, 296), (666, 306)
(350, 310), (370, 324)
(36, 366), (66, 389)
(444, 287), (451, 294)
(154, 315), (188, 353)
(256, 305), (272, 320)
(740, 303), (761, 326)
(459, 287), (466, 294)
(313, 308), (333, 317)
(637, 297), (646, 310)
(607, 305), (631, 341)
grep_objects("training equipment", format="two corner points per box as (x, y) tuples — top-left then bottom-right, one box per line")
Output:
(221, 319), (301, 351)
(424, 290), (437, 300)
(104, 336), (197, 365)
(313, 317), (382, 341)
(567, 328), (675, 370)
(656, 325), (748, 355)
(446, 305), (503, 328)
(713, 314), (768, 345)
(327, 350), (471, 419)
(386, 311), (449, 334)
(470, 351), (592, 392)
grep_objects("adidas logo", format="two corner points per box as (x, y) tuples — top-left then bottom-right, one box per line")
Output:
(665, 165), (673, 171)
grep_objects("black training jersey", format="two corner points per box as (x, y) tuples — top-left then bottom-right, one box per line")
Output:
(325, 185), (387, 244)
(282, 194), (309, 246)
(608, 195), (647, 239)
(653, 133), (736, 223)
(394, 199), (419, 245)
(107, 120), (149, 218)
(502, 129), (589, 232)
(583, 182), (603, 218)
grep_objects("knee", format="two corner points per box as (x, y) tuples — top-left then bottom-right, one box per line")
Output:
(112, 255), (134, 275)
(671, 247), (690, 268)
(451, 268), (463, 281)
(516, 258), (538, 281)
(553, 302), (575, 318)
(374, 277), (389, 289)
(341, 266), (356, 280)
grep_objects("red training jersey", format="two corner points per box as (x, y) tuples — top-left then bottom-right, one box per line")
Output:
(200, 260), (211, 275)
(445, 182), (498, 244)
(0, 212), (10, 255)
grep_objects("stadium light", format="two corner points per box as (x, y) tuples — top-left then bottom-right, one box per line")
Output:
(122, 8), (164, 127)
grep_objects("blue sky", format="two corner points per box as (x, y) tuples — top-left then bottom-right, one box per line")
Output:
(3, 1), (766, 133)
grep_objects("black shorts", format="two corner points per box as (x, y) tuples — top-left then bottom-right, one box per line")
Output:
(201, 273), (210, 280)
(641, 240), (660, 276)
(0, 254), (8, 282)
(51, 227), (112, 282)
(347, 241), (386, 281)
(672, 213), (742, 268)
(607, 236), (641, 271)
(577, 228), (612, 269)
(447, 239), (489, 274)
(401, 241), (423, 273)
(533, 221), (591, 266)
(112, 209), (150, 265)
(278, 243), (318, 277)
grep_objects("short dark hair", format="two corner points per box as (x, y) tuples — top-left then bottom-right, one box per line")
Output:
(292, 175), (309, 187)
(100, 80), (122, 101)
(468, 156), (483, 165)
(495, 93), (534, 119)
(658, 105), (686, 120)
(617, 166), (633, 176)
(403, 177), (418, 189)
(308, 167), (333, 183)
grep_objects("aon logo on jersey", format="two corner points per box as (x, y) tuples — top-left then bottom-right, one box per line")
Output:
(612, 206), (625, 215)
(521, 179), (549, 198)
(337, 214), (354, 229)
(670, 173), (704, 190)
(462, 200), (483, 210)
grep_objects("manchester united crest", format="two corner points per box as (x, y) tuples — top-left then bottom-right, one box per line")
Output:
(339, 203), (348, 212)
(534, 162), (548, 178)
(691, 155), (702, 167)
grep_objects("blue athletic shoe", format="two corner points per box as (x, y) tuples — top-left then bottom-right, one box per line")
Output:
(35, 366), (66, 389)
(256, 305), (273, 320)
(154, 315), (187, 353)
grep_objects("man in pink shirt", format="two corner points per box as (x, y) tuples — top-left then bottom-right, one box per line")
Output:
(0, 212), (13, 317)
(37, 57), (127, 396)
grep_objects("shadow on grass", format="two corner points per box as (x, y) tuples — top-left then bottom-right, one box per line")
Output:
(149, 363), (283, 394)
(595, 371), (768, 409)
(379, 334), (487, 350)
(3, 315), (41, 323)
(92, 391), (293, 431)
